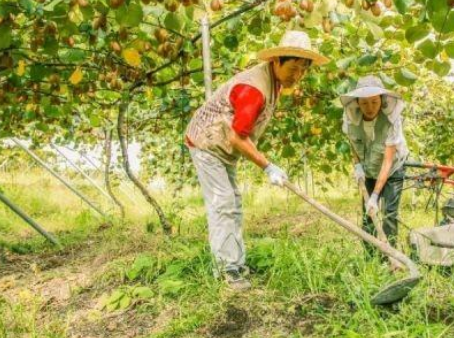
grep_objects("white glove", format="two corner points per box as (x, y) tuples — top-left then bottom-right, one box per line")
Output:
(264, 163), (288, 187)
(354, 163), (366, 183)
(366, 192), (379, 216)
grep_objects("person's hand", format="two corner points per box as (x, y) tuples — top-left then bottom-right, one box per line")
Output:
(366, 192), (379, 216)
(264, 163), (288, 187)
(353, 163), (366, 183)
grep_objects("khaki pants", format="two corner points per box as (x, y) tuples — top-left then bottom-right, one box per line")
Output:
(189, 148), (246, 275)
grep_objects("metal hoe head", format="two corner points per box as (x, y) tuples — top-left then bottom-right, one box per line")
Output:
(371, 277), (420, 305)
(284, 181), (421, 307)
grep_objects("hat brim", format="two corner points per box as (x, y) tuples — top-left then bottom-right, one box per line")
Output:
(257, 47), (330, 66)
(340, 87), (400, 107)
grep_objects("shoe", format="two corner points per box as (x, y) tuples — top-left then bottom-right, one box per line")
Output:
(224, 269), (251, 291)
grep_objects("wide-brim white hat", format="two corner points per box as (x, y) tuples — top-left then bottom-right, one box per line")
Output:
(257, 30), (330, 66)
(340, 75), (400, 107)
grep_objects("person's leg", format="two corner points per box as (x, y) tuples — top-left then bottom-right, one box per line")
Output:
(362, 177), (377, 258)
(189, 148), (246, 274)
(226, 164), (247, 272)
(381, 168), (405, 248)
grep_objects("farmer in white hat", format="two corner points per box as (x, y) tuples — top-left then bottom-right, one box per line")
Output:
(341, 76), (409, 258)
(186, 31), (329, 290)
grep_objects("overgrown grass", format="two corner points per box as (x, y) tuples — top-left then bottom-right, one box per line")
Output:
(1, 167), (454, 338)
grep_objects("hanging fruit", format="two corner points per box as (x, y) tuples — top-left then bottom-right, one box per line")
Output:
(49, 74), (60, 85)
(371, 2), (381, 16)
(165, 0), (179, 12)
(362, 0), (370, 10)
(210, 0), (223, 11)
(384, 0), (392, 8)
(273, 0), (297, 21)
(109, 0), (125, 8)
(322, 17), (333, 33)
(110, 41), (122, 54)
(345, 0), (355, 8)
(93, 15), (107, 31)
(119, 27), (128, 41)
(154, 28), (169, 43)
(306, 0), (314, 12)
(65, 36), (75, 47)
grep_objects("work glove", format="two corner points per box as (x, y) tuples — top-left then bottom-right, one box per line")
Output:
(366, 192), (379, 216)
(353, 163), (366, 183)
(264, 163), (288, 187)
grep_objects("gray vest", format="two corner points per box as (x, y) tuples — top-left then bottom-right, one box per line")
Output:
(348, 112), (404, 178)
(186, 63), (277, 165)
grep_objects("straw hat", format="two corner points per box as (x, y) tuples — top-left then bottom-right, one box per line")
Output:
(257, 30), (330, 66)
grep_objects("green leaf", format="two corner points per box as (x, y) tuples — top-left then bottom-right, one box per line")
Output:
(445, 42), (454, 58)
(0, 25), (12, 49)
(108, 290), (125, 304)
(335, 141), (350, 154)
(281, 145), (296, 158)
(394, 0), (413, 14)
(188, 59), (203, 70)
(320, 164), (332, 174)
(158, 279), (185, 295)
(224, 36), (239, 50)
(106, 301), (119, 312)
(380, 16), (394, 28)
(80, 4), (95, 20)
(418, 39), (440, 59)
(90, 114), (101, 127)
(43, 36), (59, 56)
(132, 286), (154, 299)
(36, 122), (49, 132)
(60, 50), (87, 63)
(432, 60), (451, 77)
(118, 295), (131, 310)
(18, 0), (34, 14)
(44, 105), (60, 118)
(336, 56), (355, 70)
(430, 9), (454, 34)
(365, 21), (384, 40)
(59, 22), (79, 36)
(164, 12), (182, 32)
(116, 2), (143, 27)
(227, 17), (242, 32)
(379, 72), (396, 87)
(43, 0), (64, 11)
(401, 68), (418, 81)
(30, 65), (51, 81)
(394, 68), (418, 86)
(405, 24), (430, 43)
(358, 54), (378, 66)
(427, 0), (448, 18)
(248, 17), (262, 36)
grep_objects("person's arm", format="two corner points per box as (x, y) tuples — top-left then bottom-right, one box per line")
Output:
(348, 139), (365, 182)
(229, 132), (269, 169)
(228, 84), (269, 168)
(352, 150), (360, 164)
(373, 145), (397, 194)
(228, 84), (287, 186)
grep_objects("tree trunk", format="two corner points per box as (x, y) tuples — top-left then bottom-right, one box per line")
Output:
(104, 127), (126, 219)
(117, 103), (172, 234)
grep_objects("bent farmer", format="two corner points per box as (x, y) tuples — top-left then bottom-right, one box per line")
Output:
(185, 31), (329, 290)
(341, 76), (409, 259)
